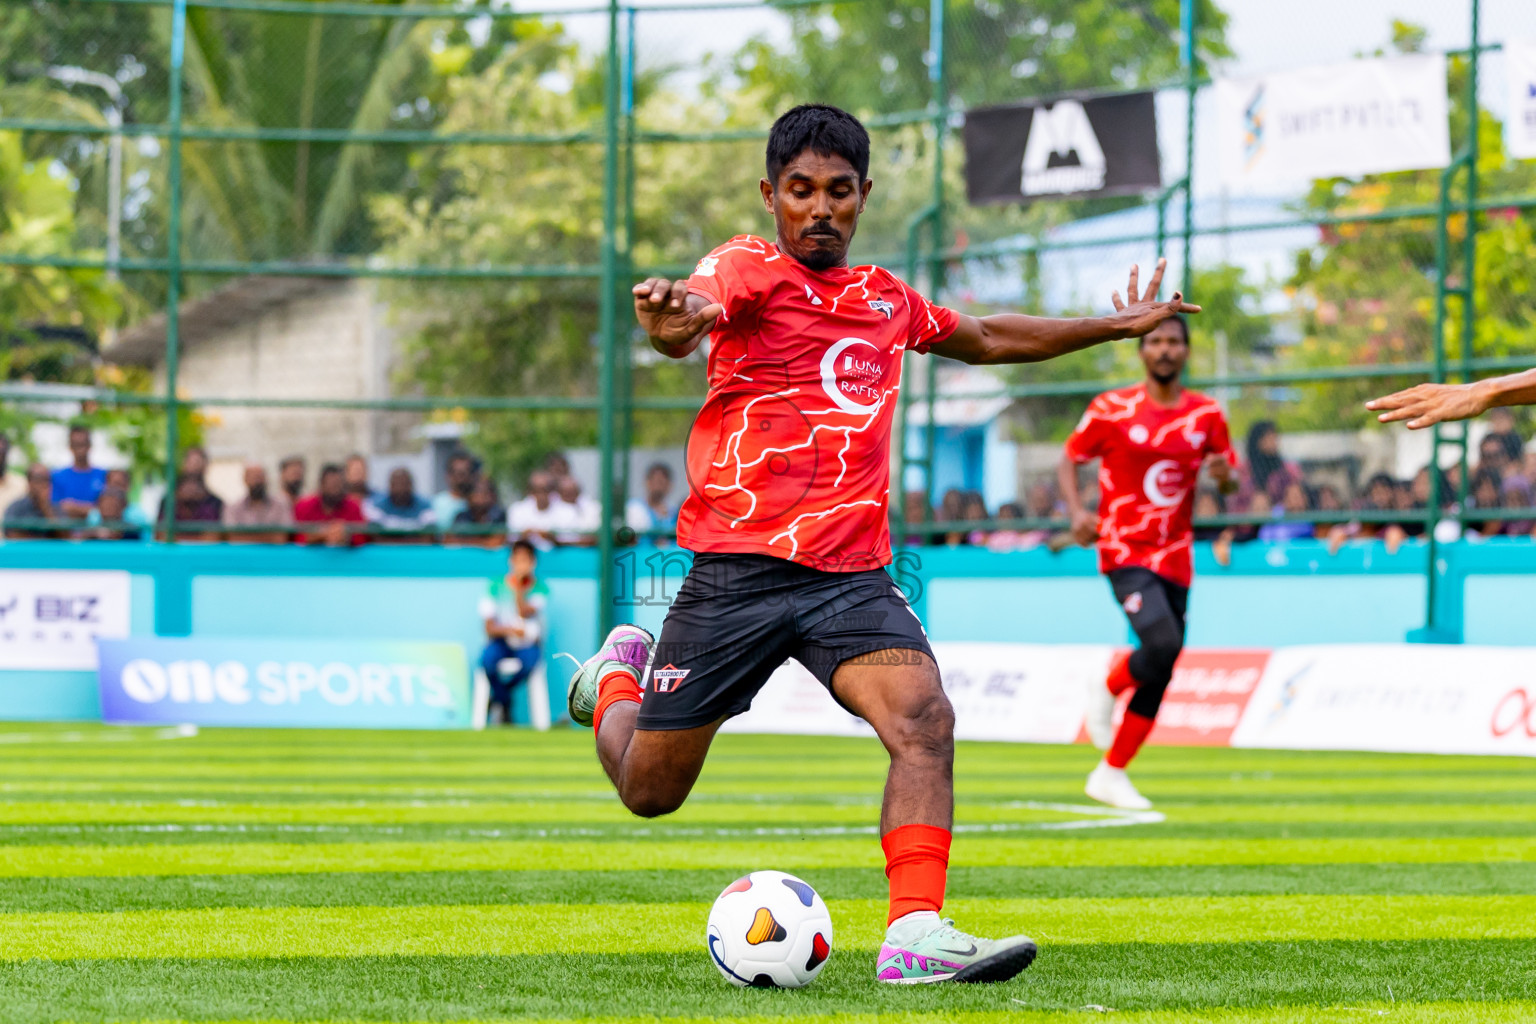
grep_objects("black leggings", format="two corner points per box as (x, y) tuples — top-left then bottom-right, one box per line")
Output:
(1108, 566), (1188, 720)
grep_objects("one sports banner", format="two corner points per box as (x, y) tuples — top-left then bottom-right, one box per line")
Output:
(1215, 53), (1450, 187)
(963, 91), (1160, 205)
(1505, 39), (1536, 160)
(98, 637), (472, 729)
(0, 569), (131, 670)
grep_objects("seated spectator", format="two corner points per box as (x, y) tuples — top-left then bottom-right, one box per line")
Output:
(508, 470), (560, 549)
(938, 488), (967, 546)
(900, 489), (932, 546)
(1484, 407), (1525, 465)
(552, 475), (599, 547)
(1246, 421), (1301, 501)
(1259, 479), (1315, 543)
(477, 540), (548, 725)
(985, 501), (1030, 552)
(960, 491), (990, 546)
(367, 468), (436, 540)
(1501, 476), (1536, 536)
(543, 451), (571, 479)
(224, 464), (292, 544)
(1467, 468), (1504, 538)
(624, 463), (678, 546)
(81, 487), (142, 541)
(5, 463), (61, 538)
(1475, 434), (1512, 483)
(51, 424), (107, 520)
(293, 463), (367, 547)
(1193, 488), (1236, 566)
(159, 474), (224, 541)
(345, 453), (377, 505)
(279, 454), (307, 503)
(451, 476), (507, 547)
(1230, 490), (1267, 543)
(0, 434), (25, 512)
(432, 450), (477, 525)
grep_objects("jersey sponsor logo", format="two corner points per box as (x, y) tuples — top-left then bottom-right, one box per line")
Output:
(867, 298), (894, 319)
(1128, 424), (1150, 444)
(651, 664), (690, 693)
(805, 284), (823, 306)
(1021, 99), (1107, 196)
(1122, 591), (1143, 615)
(694, 256), (720, 277)
(819, 337), (884, 414)
(1143, 459), (1185, 508)
(1189, 430), (1207, 447)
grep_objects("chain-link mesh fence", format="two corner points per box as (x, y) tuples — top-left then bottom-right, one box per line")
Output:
(2, 0), (1535, 630)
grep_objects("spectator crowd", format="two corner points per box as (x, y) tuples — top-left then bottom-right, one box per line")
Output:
(6, 412), (1533, 551)
(0, 428), (682, 549)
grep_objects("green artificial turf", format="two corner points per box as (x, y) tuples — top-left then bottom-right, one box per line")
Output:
(0, 724), (1530, 1022)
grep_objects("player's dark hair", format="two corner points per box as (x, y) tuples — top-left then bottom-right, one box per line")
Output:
(319, 462), (344, 481)
(510, 538), (537, 559)
(766, 104), (870, 185)
(1138, 314), (1189, 347)
(646, 461), (672, 481)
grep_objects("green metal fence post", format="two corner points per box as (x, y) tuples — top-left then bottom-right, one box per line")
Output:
(1415, 0), (1479, 644)
(1179, 0), (1197, 296)
(597, 0), (622, 631)
(923, 0), (947, 517)
(161, 0), (188, 550)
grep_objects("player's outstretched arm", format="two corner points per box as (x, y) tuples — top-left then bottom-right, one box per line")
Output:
(1365, 368), (1536, 429)
(633, 278), (724, 360)
(930, 258), (1199, 365)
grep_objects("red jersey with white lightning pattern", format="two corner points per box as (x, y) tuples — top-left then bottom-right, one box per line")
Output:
(678, 235), (958, 571)
(1064, 383), (1234, 588)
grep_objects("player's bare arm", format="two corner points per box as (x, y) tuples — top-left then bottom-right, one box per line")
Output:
(632, 277), (723, 359)
(1366, 367), (1536, 429)
(1057, 452), (1099, 547)
(932, 258), (1200, 365)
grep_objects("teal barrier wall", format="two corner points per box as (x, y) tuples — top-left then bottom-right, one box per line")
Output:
(0, 537), (1528, 721)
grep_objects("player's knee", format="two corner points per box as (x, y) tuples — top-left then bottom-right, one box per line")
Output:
(1139, 624), (1183, 683)
(888, 689), (954, 763)
(620, 783), (686, 819)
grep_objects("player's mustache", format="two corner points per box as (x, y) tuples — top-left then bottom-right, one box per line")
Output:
(802, 224), (841, 238)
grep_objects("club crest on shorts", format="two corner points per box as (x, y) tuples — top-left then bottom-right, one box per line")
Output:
(867, 299), (894, 319)
(651, 664), (690, 693)
(1123, 591), (1143, 615)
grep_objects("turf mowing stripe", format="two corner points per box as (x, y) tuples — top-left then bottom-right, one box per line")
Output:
(7, 862), (1536, 914)
(2, 943), (1533, 1020)
(8, 836), (1536, 877)
(5, 894), (1533, 959)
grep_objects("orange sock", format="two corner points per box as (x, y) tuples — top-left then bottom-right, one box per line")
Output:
(1106, 650), (1137, 696)
(1106, 710), (1155, 769)
(592, 669), (642, 735)
(881, 823), (951, 924)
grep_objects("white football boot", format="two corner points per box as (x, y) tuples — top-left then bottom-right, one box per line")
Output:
(1083, 674), (1117, 750)
(1085, 761), (1153, 811)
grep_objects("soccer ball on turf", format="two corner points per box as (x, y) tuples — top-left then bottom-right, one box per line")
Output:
(705, 869), (833, 988)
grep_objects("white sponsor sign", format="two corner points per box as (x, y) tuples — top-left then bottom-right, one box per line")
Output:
(722, 642), (1108, 743)
(1505, 39), (1536, 160)
(1231, 644), (1536, 757)
(1216, 54), (1450, 187)
(0, 570), (131, 670)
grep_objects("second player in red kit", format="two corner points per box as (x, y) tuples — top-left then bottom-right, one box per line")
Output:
(1060, 315), (1236, 810)
(566, 104), (1198, 984)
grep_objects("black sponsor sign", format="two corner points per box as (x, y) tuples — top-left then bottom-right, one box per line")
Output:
(963, 90), (1161, 205)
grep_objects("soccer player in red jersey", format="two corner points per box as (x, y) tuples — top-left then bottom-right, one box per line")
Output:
(1060, 316), (1236, 811)
(567, 104), (1196, 984)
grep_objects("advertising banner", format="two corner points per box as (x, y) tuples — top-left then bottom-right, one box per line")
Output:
(0, 570), (131, 670)
(1215, 54), (1450, 187)
(963, 91), (1160, 205)
(1230, 644), (1536, 757)
(98, 637), (471, 729)
(1506, 39), (1536, 160)
(1146, 649), (1269, 746)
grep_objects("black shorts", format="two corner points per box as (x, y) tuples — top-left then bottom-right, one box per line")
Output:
(635, 552), (934, 731)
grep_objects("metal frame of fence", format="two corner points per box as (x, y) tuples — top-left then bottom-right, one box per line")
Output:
(0, 0), (1522, 641)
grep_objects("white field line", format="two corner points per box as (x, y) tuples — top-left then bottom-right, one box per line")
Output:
(0, 725), (197, 745)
